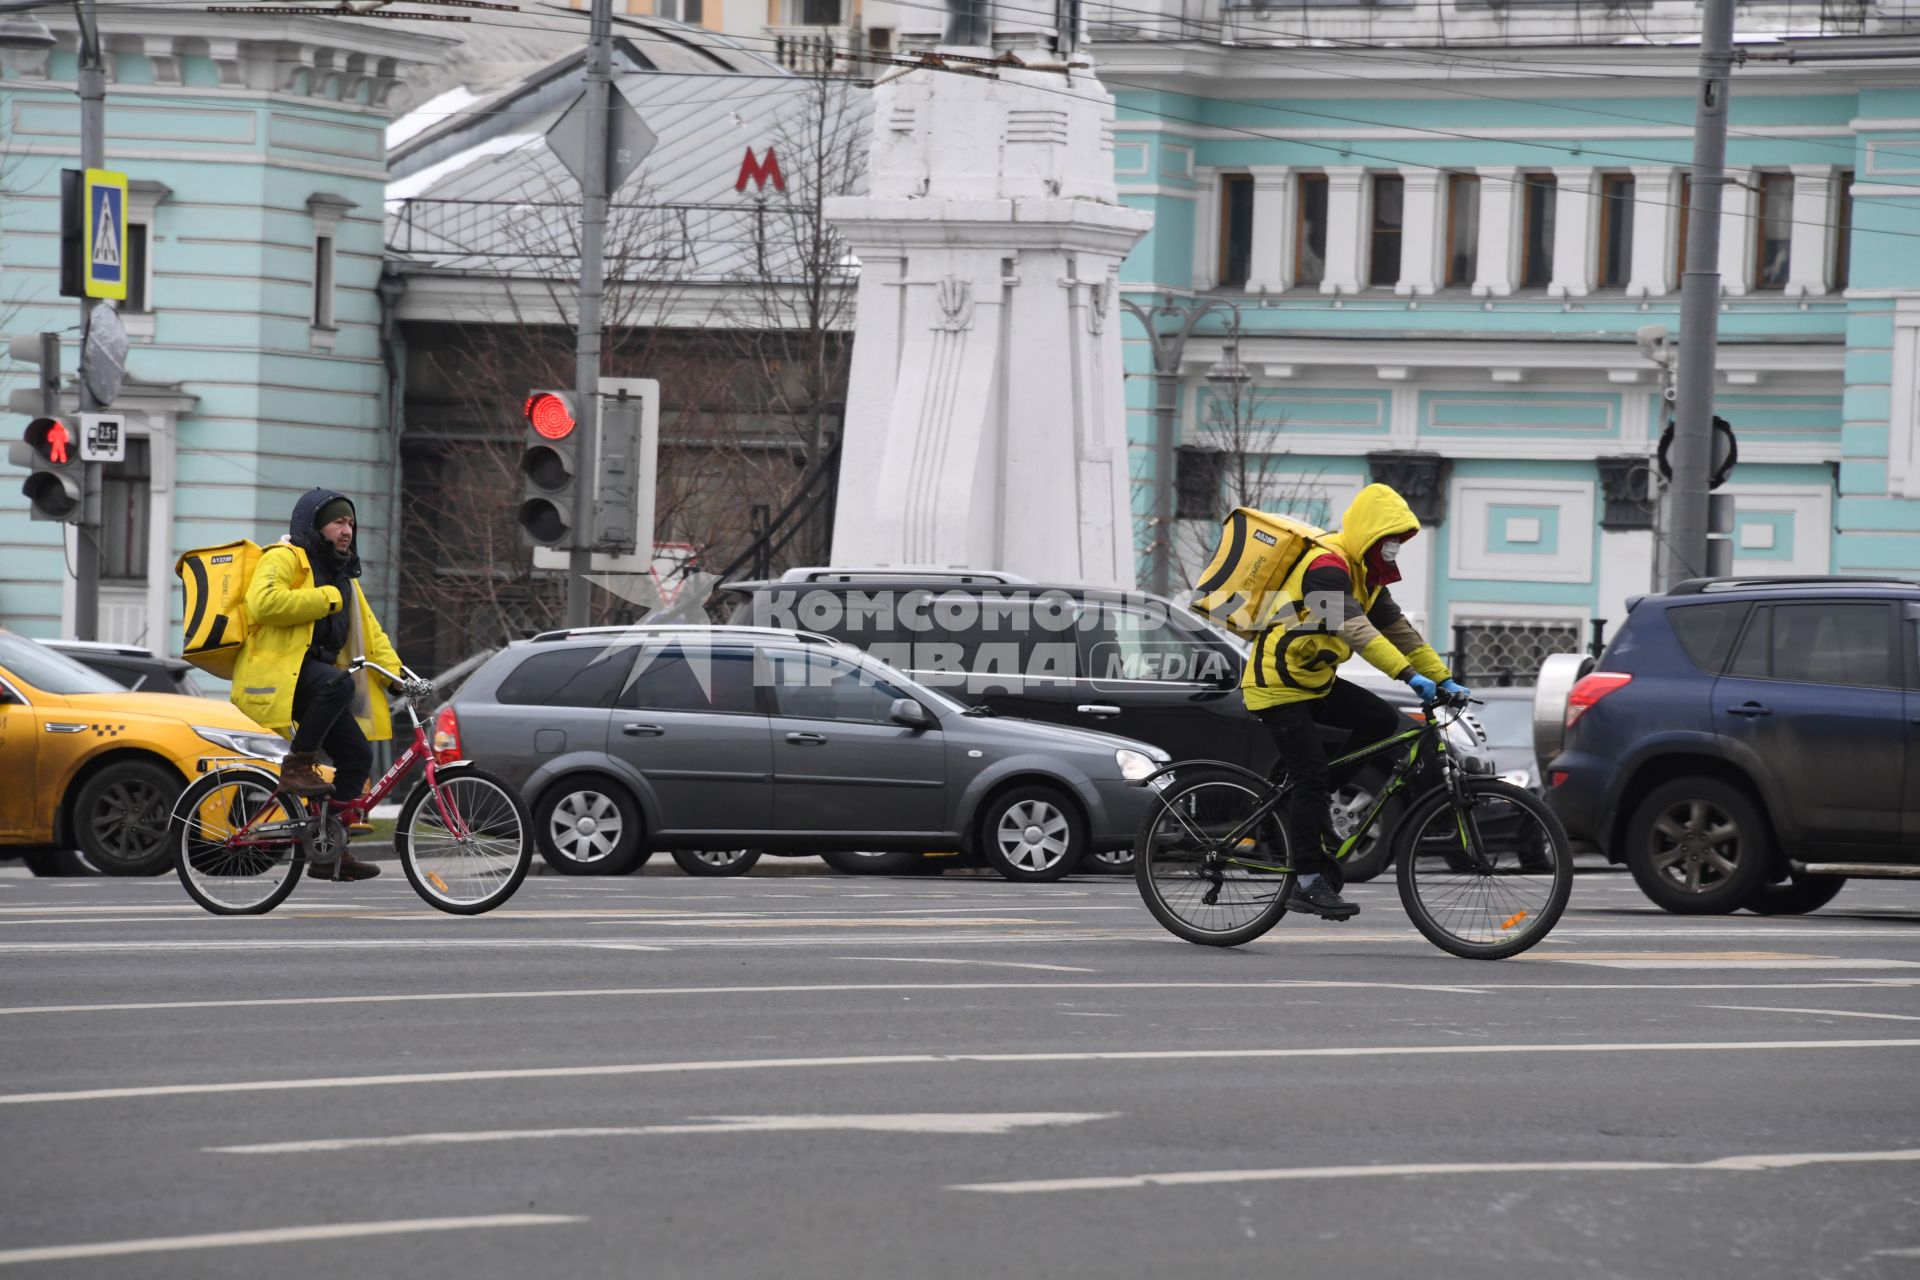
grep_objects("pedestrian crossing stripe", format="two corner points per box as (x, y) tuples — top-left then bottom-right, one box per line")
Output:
(81, 168), (127, 301)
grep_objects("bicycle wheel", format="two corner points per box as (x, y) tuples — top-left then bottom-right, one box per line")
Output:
(172, 770), (304, 915)
(1134, 771), (1294, 947)
(395, 766), (533, 915)
(1395, 779), (1572, 960)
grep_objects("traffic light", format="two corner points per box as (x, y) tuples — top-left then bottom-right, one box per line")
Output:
(21, 417), (81, 522)
(517, 389), (579, 547)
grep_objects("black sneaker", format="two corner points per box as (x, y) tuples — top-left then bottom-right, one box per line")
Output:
(1287, 878), (1359, 920)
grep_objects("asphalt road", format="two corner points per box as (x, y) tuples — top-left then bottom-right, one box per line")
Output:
(2, 865), (1918, 1280)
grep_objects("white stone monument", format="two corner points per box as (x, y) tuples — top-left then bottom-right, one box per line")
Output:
(825, 0), (1152, 586)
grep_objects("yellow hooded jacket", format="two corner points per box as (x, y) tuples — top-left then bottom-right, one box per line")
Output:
(228, 541), (404, 742)
(1241, 483), (1453, 709)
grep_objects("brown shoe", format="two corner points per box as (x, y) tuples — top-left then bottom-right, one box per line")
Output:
(309, 849), (381, 882)
(278, 752), (334, 800)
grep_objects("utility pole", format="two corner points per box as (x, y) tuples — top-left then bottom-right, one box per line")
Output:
(64, 0), (105, 639)
(1662, 0), (1736, 592)
(565, 0), (613, 627)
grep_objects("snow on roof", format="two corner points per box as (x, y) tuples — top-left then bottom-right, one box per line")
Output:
(388, 86), (483, 152)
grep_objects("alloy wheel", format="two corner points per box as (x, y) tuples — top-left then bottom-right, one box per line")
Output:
(1649, 798), (1742, 894)
(548, 790), (624, 866)
(995, 798), (1071, 873)
(89, 778), (171, 868)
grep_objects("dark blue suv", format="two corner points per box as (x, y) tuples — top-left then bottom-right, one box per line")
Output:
(1542, 576), (1920, 915)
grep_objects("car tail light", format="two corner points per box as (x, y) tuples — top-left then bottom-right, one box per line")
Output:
(1564, 672), (1632, 730)
(1549, 770), (1570, 788)
(431, 704), (463, 764)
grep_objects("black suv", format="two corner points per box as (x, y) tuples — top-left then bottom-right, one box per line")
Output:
(1538, 576), (1920, 915)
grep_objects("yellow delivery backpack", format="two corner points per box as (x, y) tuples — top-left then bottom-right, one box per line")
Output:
(175, 539), (263, 679)
(1191, 507), (1334, 639)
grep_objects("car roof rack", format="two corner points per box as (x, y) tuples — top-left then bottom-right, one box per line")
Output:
(527, 623), (844, 647)
(773, 565), (1034, 585)
(45, 639), (157, 657)
(1669, 575), (1920, 596)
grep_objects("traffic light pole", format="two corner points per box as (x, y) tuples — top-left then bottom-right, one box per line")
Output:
(1661, 0), (1736, 592)
(72, 0), (104, 640)
(565, 0), (614, 628)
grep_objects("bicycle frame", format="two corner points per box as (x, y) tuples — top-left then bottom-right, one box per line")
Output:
(1156, 704), (1471, 877)
(193, 656), (469, 854)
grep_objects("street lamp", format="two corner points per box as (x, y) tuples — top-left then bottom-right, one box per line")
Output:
(1120, 294), (1239, 598)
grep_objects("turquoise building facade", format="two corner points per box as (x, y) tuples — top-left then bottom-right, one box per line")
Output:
(0, 11), (447, 648)
(1098, 19), (1920, 673)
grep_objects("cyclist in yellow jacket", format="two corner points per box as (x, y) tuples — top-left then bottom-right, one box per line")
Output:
(1242, 483), (1469, 919)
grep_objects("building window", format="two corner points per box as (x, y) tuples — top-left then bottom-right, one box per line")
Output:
(101, 437), (151, 581)
(1367, 174), (1403, 287)
(1444, 174), (1479, 287)
(123, 223), (150, 314)
(312, 234), (334, 328)
(1217, 173), (1253, 289)
(1294, 173), (1328, 288)
(791, 0), (840, 23)
(1833, 169), (1853, 290)
(1597, 174), (1635, 289)
(1754, 172), (1792, 290)
(1520, 172), (1556, 288)
(1674, 173), (1691, 283)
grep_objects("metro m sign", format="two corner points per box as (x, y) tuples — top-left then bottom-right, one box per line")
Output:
(736, 147), (785, 193)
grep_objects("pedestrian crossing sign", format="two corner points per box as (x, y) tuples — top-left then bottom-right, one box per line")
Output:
(82, 168), (128, 301)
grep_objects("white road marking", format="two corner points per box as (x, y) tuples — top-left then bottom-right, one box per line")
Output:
(1702, 1005), (1920, 1023)
(0, 1214), (583, 1266)
(1546, 959), (1920, 970)
(5, 1038), (1917, 1107)
(950, 1148), (1920, 1194)
(836, 956), (1098, 973)
(5, 978), (1917, 1019)
(210, 1112), (1117, 1154)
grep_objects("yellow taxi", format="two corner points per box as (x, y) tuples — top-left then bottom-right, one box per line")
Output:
(0, 629), (287, 876)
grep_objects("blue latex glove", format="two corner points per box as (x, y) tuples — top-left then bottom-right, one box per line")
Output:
(1406, 673), (1440, 702)
(1440, 678), (1471, 700)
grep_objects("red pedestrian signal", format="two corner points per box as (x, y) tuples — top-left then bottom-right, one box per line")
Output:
(524, 392), (576, 441)
(27, 417), (71, 464)
(21, 417), (81, 523)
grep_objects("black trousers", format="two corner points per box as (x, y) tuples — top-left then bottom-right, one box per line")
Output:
(1252, 678), (1405, 885)
(289, 660), (372, 802)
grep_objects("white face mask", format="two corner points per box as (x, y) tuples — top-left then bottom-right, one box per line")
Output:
(1378, 540), (1402, 564)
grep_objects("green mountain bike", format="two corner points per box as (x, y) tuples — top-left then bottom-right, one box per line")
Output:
(1133, 694), (1572, 960)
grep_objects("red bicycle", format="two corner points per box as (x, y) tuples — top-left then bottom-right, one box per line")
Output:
(169, 657), (532, 915)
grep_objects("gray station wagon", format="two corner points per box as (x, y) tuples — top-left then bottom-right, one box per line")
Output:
(448, 626), (1169, 881)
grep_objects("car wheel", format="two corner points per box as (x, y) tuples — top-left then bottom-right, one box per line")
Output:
(1748, 873), (1846, 916)
(74, 761), (180, 876)
(1083, 848), (1134, 875)
(1329, 781), (1400, 884)
(670, 848), (762, 877)
(535, 781), (647, 876)
(979, 785), (1085, 883)
(819, 850), (941, 876)
(1625, 777), (1773, 914)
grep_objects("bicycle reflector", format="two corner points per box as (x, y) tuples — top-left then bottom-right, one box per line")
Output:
(1564, 672), (1632, 730)
(523, 392), (576, 440)
(431, 704), (463, 765)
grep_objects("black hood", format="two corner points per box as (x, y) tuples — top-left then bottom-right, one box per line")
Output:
(290, 486), (361, 580)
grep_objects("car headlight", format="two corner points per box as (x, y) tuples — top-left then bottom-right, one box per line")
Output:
(194, 726), (290, 763)
(1115, 749), (1160, 783)
(1499, 770), (1531, 788)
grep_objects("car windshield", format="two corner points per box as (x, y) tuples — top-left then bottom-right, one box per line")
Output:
(0, 633), (126, 695)
(1472, 697), (1535, 749)
(853, 650), (969, 715)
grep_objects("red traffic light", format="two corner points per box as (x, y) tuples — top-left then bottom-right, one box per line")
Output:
(523, 393), (576, 441)
(25, 417), (74, 466)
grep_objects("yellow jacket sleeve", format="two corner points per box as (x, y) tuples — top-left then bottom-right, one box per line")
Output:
(1400, 643), (1452, 683)
(246, 546), (344, 627)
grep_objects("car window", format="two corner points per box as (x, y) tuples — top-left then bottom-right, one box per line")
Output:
(764, 649), (915, 723)
(172, 668), (206, 698)
(0, 634), (124, 695)
(495, 646), (627, 709)
(1470, 698), (1534, 749)
(1668, 601), (1749, 674)
(83, 660), (143, 689)
(617, 644), (757, 714)
(1077, 604), (1224, 684)
(1770, 603), (1895, 689)
(1727, 607), (1769, 678)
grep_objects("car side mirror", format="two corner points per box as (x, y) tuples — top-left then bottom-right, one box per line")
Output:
(889, 698), (934, 731)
